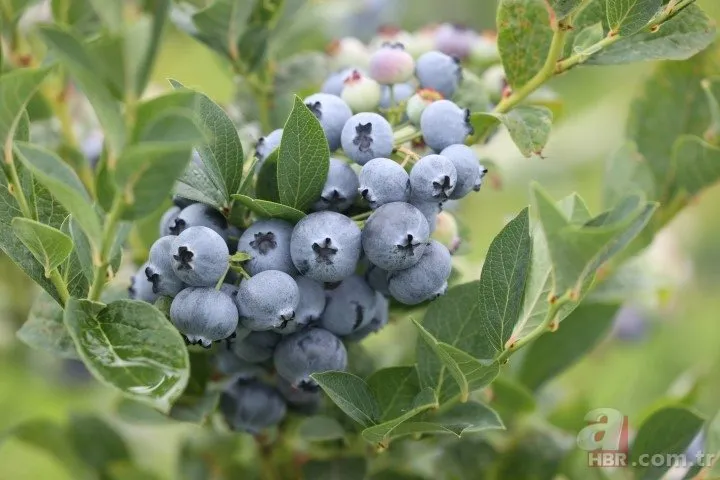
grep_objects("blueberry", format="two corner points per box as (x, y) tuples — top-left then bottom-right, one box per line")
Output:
(255, 129), (283, 164)
(340, 69), (382, 113)
(406, 88), (444, 126)
(159, 206), (181, 237)
(364, 263), (390, 296)
(171, 226), (229, 287)
(410, 197), (442, 233)
(361, 202), (430, 271)
(358, 157), (410, 209)
(276, 375), (321, 414)
(81, 130), (104, 168)
(274, 327), (347, 389)
(304, 93), (352, 151)
(236, 270), (299, 331)
(170, 287), (239, 346)
(420, 100), (473, 152)
(129, 262), (159, 303)
(219, 282), (239, 298)
(290, 211), (361, 283)
(435, 23), (477, 59)
(237, 219), (296, 276)
(345, 292), (389, 341)
(214, 349), (267, 377)
(612, 305), (648, 342)
(312, 158), (360, 213)
(320, 275), (377, 336)
(232, 331), (281, 363)
(474, 163), (489, 192)
(415, 51), (462, 99)
(410, 154), (458, 202)
(388, 240), (452, 305)
(341, 112), (394, 166)
(275, 276), (326, 335)
(369, 42), (415, 85)
(321, 67), (356, 96)
(169, 203), (229, 241)
(220, 379), (286, 433)
(145, 236), (185, 296)
(379, 82), (415, 109)
(438, 144), (483, 199)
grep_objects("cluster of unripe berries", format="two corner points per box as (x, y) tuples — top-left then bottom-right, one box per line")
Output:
(127, 27), (489, 433)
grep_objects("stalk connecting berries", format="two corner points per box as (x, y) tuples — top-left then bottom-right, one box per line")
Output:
(129, 28), (494, 434)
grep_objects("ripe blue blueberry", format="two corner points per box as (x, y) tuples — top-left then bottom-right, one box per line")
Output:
(304, 93), (352, 151)
(358, 157), (410, 209)
(319, 275), (377, 336)
(232, 331), (282, 363)
(340, 112), (394, 166)
(275, 276), (326, 335)
(236, 270), (300, 331)
(369, 42), (415, 85)
(170, 287), (239, 346)
(159, 206), (181, 237)
(237, 219), (297, 276)
(345, 292), (389, 341)
(274, 327), (348, 390)
(364, 263), (390, 296)
(379, 82), (415, 109)
(388, 240), (452, 305)
(255, 129), (283, 165)
(290, 211), (361, 283)
(220, 379), (286, 433)
(145, 236), (185, 296)
(129, 262), (159, 303)
(410, 154), (458, 202)
(169, 203), (229, 241)
(362, 202), (430, 271)
(214, 349), (266, 377)
(276, 375), (321, 415)
(171, 226), (229, 287)
(439, 144), (484, 199)
(410, 197), (442, 233)
(313, 158), (360, 213)
(81, 130), (104, 168)
(406, 88), (444, 125)
(415, 50), (462, 99)
(420, 100), (474, 152)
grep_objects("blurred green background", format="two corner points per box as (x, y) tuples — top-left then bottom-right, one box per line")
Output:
(2, 0), (720, 478)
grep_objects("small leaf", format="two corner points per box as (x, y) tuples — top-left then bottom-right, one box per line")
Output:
(497, 0), (554, 89)
(67, 414), (130, 472)
(298, 416), (346, 442)
(472, 106), (553, 157)
(38, 25), (126, 155)
(17, 291), (78, 358)
(361, 388), (439, 445)
(132, 2), (169, 96)
(518, 302), (618, 390)
(277, 96), (330, 211)
(171, 80), (245, 201)
(63, 298), (190, 413)
(668, 135), (720, 200)
(255, 149), (280, 202)
(603, 141), (656, 208)
(235, 0), (285, 72)
(606, 0), (661, 36)
(631, 406), (704, 480)
(366, 366), (425, 421)
(311, 371), (380, 428)
(176, 162), (227, 210)
(231, 194), (306, 223)
(589, 5), (716, 65)
(572, 22), (605, 56)
(191, 0), (254, 59)
(11, 218), (73, 277)
(0, 67), (53, 149)
(14, 142), (102, 248)
(390, 401), (504, 438)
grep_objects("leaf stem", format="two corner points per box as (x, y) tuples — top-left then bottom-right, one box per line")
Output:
(215, 263), (231, 290)
(88, 197), (124, 301)
(49, 268), (70, 305)
(496, 292), (572, 363)
(5, 147), (32, 219)
(351, 211), (372, 221)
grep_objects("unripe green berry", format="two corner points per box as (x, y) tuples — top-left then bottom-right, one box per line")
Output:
(341, 70), (382, 113)
(406, 88), (444, 125)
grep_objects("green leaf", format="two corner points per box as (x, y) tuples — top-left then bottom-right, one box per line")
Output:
(631, 406), (704, 480)
(17, 290), (78, 358)
(366, 366), (425, 421)
(50, 0), (102, 35)
(13, 142), (103, 249)
(67, 414), (130, 472)
(310, 371), (380, 428)
(302, 458), (367, 480)
(489, 376), (536, 418)
(361, 388), (439, 446)
(606, 0), (661, 35)
(115, 142), (199, 220)
(531, 183), (657, 297)
(277, 96), (330, 211)
(549, 0), (585, 18)
(176, 163), (227, 210)
(414, 319), (500, 402)
(518, 302), (618, 390)
(191, 0), (254, 59)
(572, 22), (605, 56)
(169, 352), (219, 424)
(130, 2), (169, 96)
(298, 416), (346, 442)
(603, 141), (656, 208)
(11, 218), (73, 277)
(668, 135), (720, 200)
(63, 298), (190, 413)
(0, 67), (52, 151)
(589, 5), (716, 65)
(390, 401), (504, 438)
(497, 0), (554, 89)
(472, 106), (553, 157)
(236, 0), (285, 72)
(256, 149), (280, 202)
(86, 0), (122, 30)
(170, 80), (245, 201)
(231, 194), (306, 223)
(38, 25), (125, 155)
(495, 428), (568, 479)
(116, 399), (173, 425)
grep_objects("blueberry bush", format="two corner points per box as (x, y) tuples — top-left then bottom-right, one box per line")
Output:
(1, 0), (719, 478)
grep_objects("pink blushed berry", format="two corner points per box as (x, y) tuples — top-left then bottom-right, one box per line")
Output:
(368, 43), (415, 85)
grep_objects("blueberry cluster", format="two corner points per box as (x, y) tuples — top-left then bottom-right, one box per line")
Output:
(128, 30), (490, 433)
